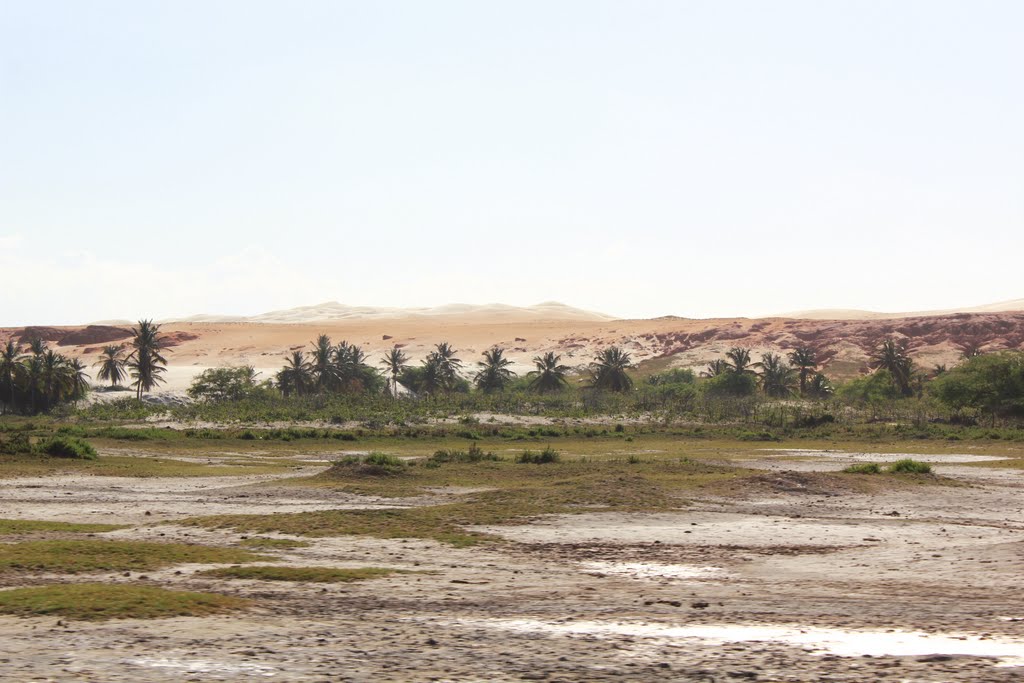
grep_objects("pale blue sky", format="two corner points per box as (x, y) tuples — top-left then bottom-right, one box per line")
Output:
(2, 1), (1022, 325)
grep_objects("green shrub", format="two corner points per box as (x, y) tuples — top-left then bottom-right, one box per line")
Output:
(888, 458), (932, 474)
(429, 443), (500, 464)
(329, 452), (405, 476)
(36, 436), (97, 460)
(516, 447), (560, 464)
(842, 462), (881, 474)
(0, 433), (33, 455)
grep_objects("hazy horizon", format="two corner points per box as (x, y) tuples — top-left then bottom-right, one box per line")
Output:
(3, 1), (1022, 326)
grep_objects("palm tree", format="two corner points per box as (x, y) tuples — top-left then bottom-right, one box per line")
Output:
(22, 354), (43, 414)
(276, 351), (312, 397)
(125, 319), (168, 400)
(701, 358), (730, 377)
(417, 355), (446, 395)
(787, 346), (818, 395)
(0, 340), (21, 414)
(589, 346), (634, 392)
(309, 334), (338, 393)
(870, 338), (913, 396)
(427, 342), (463, 391)
(956, 340), (985, 360)
(725, 347), (756, 376)
(379, 346), (409, 398)
(39, 349), (70, 411)
(27, 337), (47, 358)
(94, 345), (127, 387)
(527, 352), (571, 393)
(66, 358), (91, 402)
(756, 352), (797, 398)
(474, 347), (517, 393)
(806, 372), (834, 399)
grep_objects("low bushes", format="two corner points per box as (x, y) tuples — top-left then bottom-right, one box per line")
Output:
(515, 447), (560, 464)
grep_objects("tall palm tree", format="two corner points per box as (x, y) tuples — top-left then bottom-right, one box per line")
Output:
(756, 352), (797, 398)
(65, 358), (91, 402)
(27, 337), (47, 358)
(276, 351), (312, 397)
(870, 338), (913, 396)
(527, 352), (571, 393)
(589, 346), (634, 392)
(474, 347), (517, 393)
(39, 349), (70, 411)
(787, 346), (818, 396)
(309, 334), (338, 393)
(379, 346), (409, 398)
(725, 347), (756, 376)
(94, 345), (127, 387)
(22, 354), (43, 415)
(417, 355), (446, 395)
(0, 340), (21, 414)
(427, 342), (463, 391)
(125, 319), (168, 400)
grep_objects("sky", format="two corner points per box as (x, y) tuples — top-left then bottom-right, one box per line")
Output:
(2, 0), (1022, 326)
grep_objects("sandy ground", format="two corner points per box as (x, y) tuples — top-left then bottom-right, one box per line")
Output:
(1, 450), (1024, 681)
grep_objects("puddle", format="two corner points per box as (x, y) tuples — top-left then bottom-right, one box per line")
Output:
(126, 657), (277, 676)
(457, 618), (1024, 667)
(581, 562), (728, 581)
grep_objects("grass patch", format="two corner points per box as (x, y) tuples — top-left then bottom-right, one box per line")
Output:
(237, 537), (311, 549)
(199, 565), (404, 583)
(0, 519), (126, 535)
(184, 457), (743, 546)
(888, 458), (933, 474)
(0, 583), (249, 621)
(0, 540), (269, 573)
(842, 463), (882, 474)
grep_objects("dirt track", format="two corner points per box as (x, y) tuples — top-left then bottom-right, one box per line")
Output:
(1, 450), (1023, 681)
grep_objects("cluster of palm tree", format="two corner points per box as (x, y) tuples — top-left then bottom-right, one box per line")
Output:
(0, 339), (90, 414)
(275, 335), (380, 397)
(703, 346), (832, 398)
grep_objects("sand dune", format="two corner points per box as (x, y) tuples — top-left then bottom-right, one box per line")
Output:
(166, 301), (616, 325)
(778, 297), (1024, 320)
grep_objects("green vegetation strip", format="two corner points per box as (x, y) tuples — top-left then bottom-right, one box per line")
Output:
(0, 540), (269, 573)
(0, 519), (126, 534)
(0, 584), (249, 621)
(200, 566), (404, 583)
(186, 458), (745, 546)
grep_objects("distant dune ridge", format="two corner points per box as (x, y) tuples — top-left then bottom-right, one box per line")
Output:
(3, 299), (1023, 394)
(168, 301), (617, 324)
(776, 298), (1024, 320)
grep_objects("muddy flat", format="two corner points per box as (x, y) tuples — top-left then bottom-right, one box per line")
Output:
(1, 445), (1023, 682)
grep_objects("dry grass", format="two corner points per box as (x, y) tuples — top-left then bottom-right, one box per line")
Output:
(0, 540), (269, 573)
(0, 583), (249, 621)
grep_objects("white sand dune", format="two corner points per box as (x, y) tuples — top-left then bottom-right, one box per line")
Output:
(166, 301), (616, 325)
(778, 297), (1024, 320)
